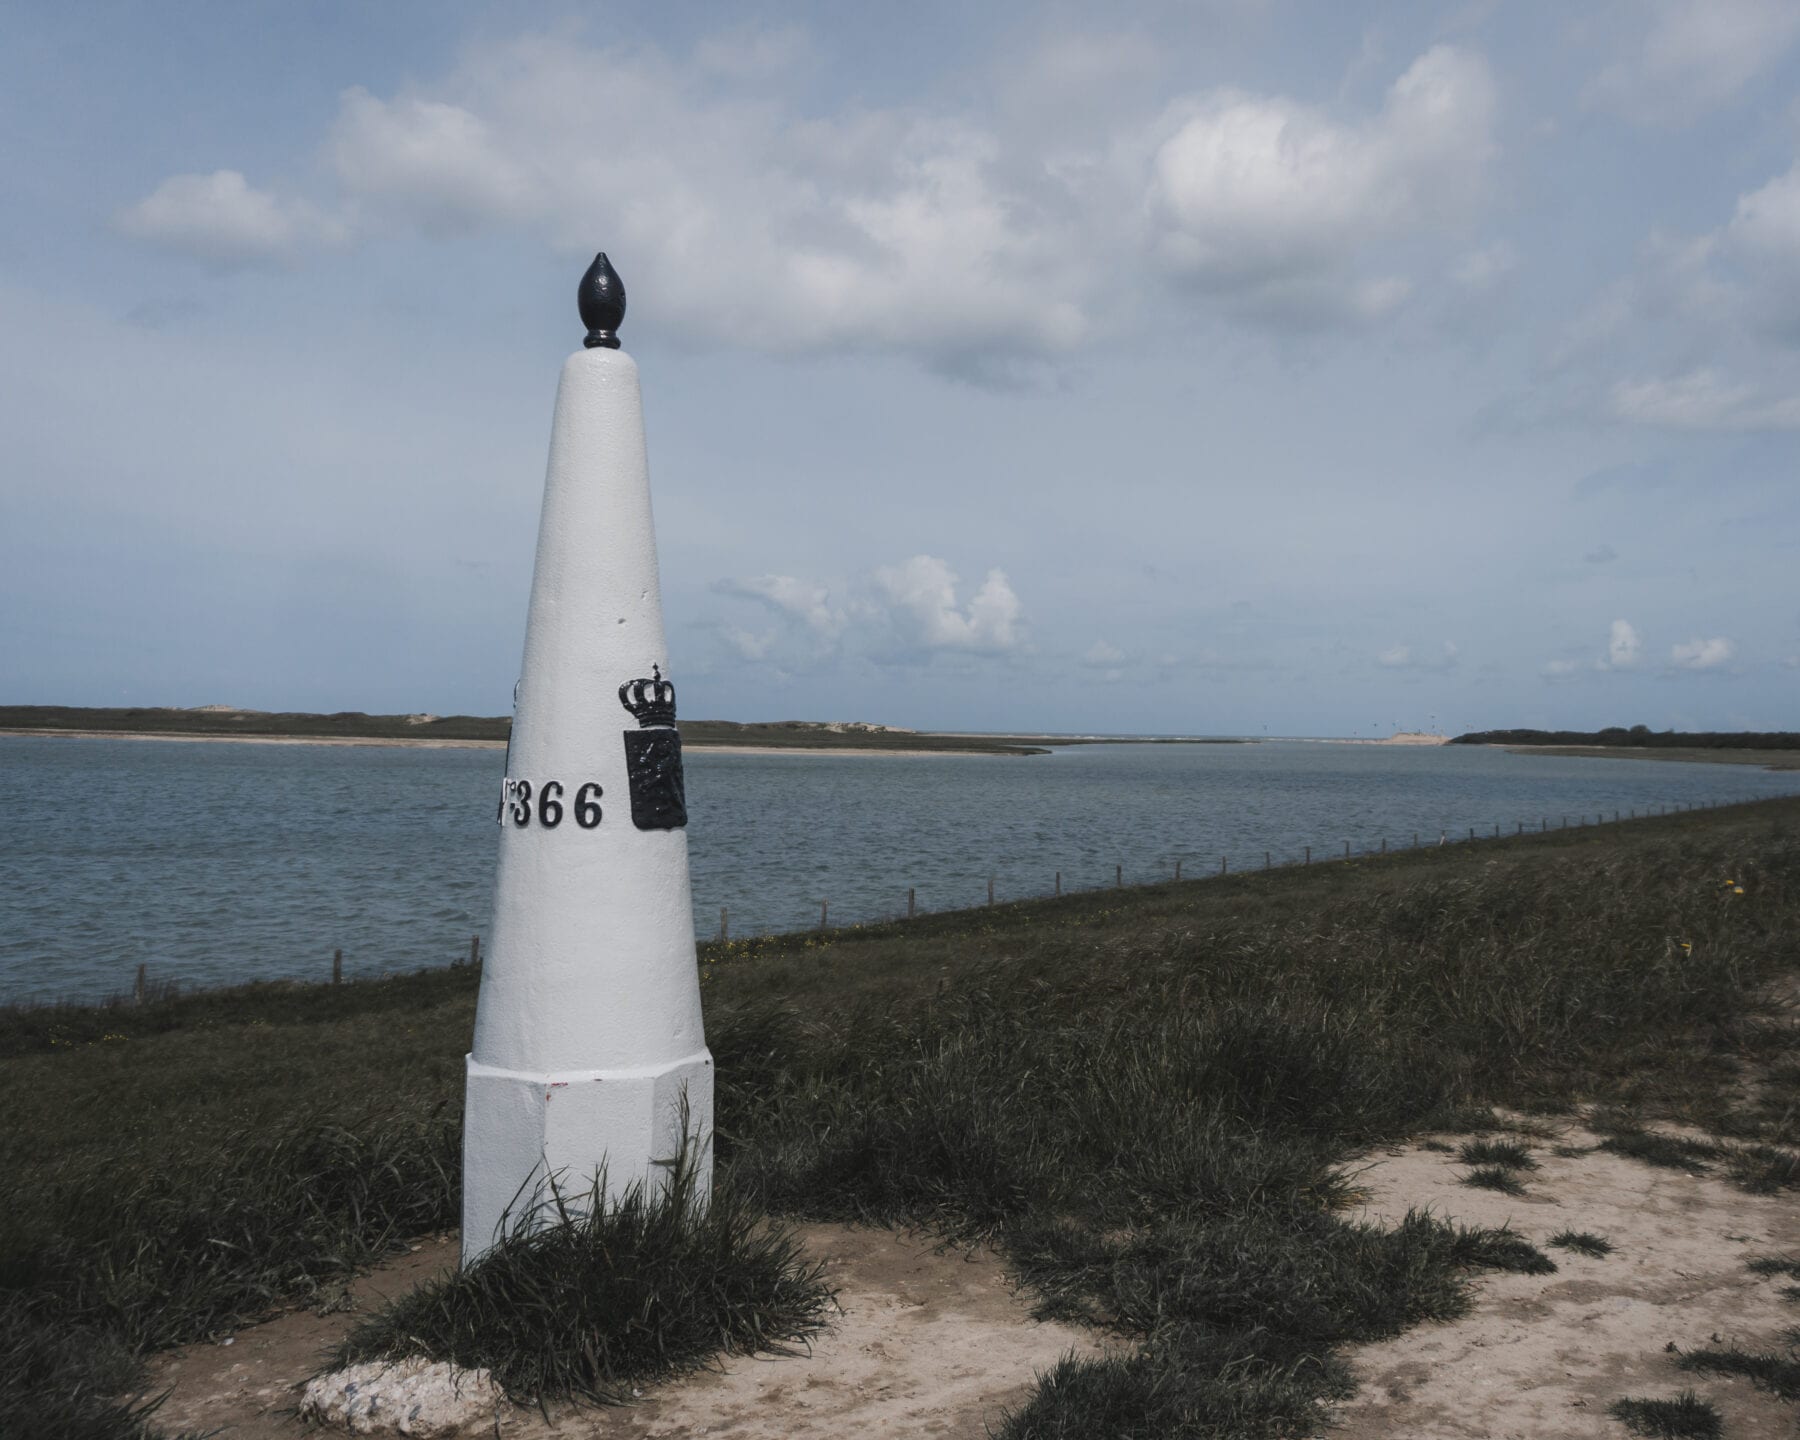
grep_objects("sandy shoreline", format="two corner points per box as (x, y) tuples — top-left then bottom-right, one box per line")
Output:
(0, 728), (1011, 758)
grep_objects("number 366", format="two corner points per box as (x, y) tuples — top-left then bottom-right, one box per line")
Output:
(498, 779), (602, 829)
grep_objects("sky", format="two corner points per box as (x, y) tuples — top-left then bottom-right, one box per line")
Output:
(2, 0), (1797, 737)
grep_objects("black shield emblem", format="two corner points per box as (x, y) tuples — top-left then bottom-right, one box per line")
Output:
(623, 729), (687, 831)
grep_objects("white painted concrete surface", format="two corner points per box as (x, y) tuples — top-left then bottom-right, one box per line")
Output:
(461, 344), (711, 1261)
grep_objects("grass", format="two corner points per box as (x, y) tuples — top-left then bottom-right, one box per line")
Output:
(334, 1143), (831, 1404)
(1461, 1165), (1527, 1196)
(1457, 1138), (1537, 1170)
(1607, 1392), (1723, 1438)
(3, 798), (1798, 1438)
(1548, 1229), (1616, 1258)
(1596, 1130), (1726, 1173)
(1677, 1338), (1800, 1401)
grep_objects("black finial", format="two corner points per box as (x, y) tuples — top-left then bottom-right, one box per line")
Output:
(579, 253), (626, 349)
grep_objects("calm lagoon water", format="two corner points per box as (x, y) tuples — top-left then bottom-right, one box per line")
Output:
(3, 734), (1798, 1005)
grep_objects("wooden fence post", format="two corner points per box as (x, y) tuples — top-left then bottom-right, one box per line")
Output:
(1219, 856), (1227, 875)
(1304, 845), (1311, 865)
(468, 934), (481, 968)
(988, 875), (995, 907)
(1055, 870), (1061, 897)
(1265, 850), (1271, 869)
(719, 908), (728, 942)
(908, 887), (916, 919)
(819, 899), (828, 930)
(134, 963), (146, 1006)
(1115, 864), (1122, 889)
(332, 949), (343, 985)
(1175, 858), (1182, 881)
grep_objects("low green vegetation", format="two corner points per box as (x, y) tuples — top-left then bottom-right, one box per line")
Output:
(1677, 1341), (1800, 1402)
(1548, 1230), (1616, 1258)
(1453, 725), (1800, 751)
(336, 1147), (830, 1404)
(3, 798), (1798, 1438)
(1457, 1138), (1537, 1170)
(0, 704), (1257, 756)
(1607, 1392), (1723, 1438)
(1461, 1165), (1527, 1196)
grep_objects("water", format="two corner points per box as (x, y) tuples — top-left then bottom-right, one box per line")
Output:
(3, 734), (1797, 1005)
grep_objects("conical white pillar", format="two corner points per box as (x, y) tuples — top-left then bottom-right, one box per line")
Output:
(461, 255), (711, 1262)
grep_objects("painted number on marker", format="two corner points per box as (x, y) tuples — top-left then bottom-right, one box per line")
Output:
(498, 779), (602, 829)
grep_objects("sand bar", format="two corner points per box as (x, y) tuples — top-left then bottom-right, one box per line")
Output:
(0, 728), (1013, 757)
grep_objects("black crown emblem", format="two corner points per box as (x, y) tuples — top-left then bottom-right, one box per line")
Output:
(619, 665), (677, 728)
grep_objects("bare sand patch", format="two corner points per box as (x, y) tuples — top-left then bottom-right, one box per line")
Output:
(1322, 1121), (1800, 1439)
(140, 1224), (1097, 1439)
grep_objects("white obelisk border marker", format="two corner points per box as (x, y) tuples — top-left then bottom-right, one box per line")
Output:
(461, 254), (711, 1262)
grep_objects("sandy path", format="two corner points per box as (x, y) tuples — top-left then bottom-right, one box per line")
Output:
(140, 1224), (1098, 1439)
(1322, 1122), (1800, 1439)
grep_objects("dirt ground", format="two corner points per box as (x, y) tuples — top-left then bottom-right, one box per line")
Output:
(1322, 1121), (1800, 1439)
(142, 1121), (1800, 1439)
(141, 1224), (1100, 1439)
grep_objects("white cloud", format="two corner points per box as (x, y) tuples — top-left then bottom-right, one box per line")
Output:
(719, 626), (775, 661)
(1671, 636), (1736, 670)
(117, 33), (1504, 362)
(115, 170), (346, 267)
(329, 90), (536, 230)
(1548, 620), (1643, 677)
(1606, 619), (1642, 670)
(1608, 370), (1800, 430)
(871, 556), (1023, 653)
(313, 36), (1089, 372)
(1584, 543), (1618, 564)
(1145, 45), (1496, 322)
(712, 574), (846, 639)
(1569, 166), (1800, 423)
(713, 555), (1023, 664)
(1377, 641), (1458, 670)
(1083, 640), (1126, 667)
(1452, 241), (1517, 289)
(1721, 160), (1800, 341)
(1586, 0), (1800, 125)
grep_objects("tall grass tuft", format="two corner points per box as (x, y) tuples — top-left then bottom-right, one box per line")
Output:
(1607, 1392), (1723, 1438)
(1677, 1338), (1800, 1401)
(0, 1109), (459, 1350)
(332, 1144), (832, 1404)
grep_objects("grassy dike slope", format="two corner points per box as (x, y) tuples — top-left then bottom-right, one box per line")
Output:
(5, 800), (1799, 1437)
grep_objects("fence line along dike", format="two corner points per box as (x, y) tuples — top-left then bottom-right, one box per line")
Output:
(701, 789), (1782, 946)
(46, 792), (1790, 1016)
